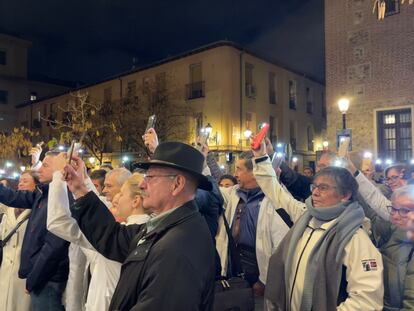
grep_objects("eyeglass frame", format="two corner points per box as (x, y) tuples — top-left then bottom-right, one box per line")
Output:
(387, 205), (412, 217)
(385, 174), (402, 184)
(310, 183), (337, 193)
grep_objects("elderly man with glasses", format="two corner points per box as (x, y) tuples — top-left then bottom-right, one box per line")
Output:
(63, 141), (216, 311)
(347, 159), (414, 310)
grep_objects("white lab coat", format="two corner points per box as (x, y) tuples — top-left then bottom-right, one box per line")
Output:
(47, 172), (149, 311)
(355, 172), (391, 221)
(216, 158), (300, 284)
(256, 158), (384, 310)
(0, 205), (31, 311)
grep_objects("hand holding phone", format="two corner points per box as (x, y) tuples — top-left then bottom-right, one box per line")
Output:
(145, 115), (156, 133)
(338, 137), (350, 158)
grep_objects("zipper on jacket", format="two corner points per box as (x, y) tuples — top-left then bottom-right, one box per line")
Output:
(289, 226), (315, 307)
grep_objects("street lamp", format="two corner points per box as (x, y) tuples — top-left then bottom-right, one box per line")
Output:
(205, 123), (213, 135)
(244, 129), (252, 138)
(337, 97), (350, 129)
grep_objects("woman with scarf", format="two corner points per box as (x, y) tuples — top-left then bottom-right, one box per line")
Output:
(250, 143), (384, 311)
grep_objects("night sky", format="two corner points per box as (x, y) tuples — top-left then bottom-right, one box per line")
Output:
(0, 0), (324, 85)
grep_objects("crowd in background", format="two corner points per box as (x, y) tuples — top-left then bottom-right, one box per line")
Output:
(1, 128), (414, 311)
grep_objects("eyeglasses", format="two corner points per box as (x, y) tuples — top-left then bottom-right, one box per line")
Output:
(143, 174), (177, 182)
(385, 175), (401, 183)
(310, 183), (337, 193)
(387, 205), (412, 217)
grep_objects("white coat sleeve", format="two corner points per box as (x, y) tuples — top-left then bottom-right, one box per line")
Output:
(337, 229), (384, 311)
(47, 171), (95, 250)
(356, 173), (391, 221)
(253, 157), (306, 222)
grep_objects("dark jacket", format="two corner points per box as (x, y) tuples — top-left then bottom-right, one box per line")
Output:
(0, 184), (69, 293)
(196, 175), (224, 277)
(71, 191), (216, 311)
(279, 162), (312, 201)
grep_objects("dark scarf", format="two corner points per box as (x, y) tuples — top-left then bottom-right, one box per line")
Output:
(265, 198), (365, 311)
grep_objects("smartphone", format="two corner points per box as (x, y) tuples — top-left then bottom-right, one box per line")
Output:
(272, 152), (284, 170)
(338, 137), (350, 158)
(251, 123), (270, 150)
(196, 130), (210, 151)
(145, 115), (156, 133)
(66, 141), (76, 164)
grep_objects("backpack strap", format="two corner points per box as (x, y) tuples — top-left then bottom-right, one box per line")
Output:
(276, 208), (293, 228)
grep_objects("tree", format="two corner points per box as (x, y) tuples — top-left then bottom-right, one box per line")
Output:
(0, 127), (38, 165)
(112, 73), (194, 153)
(47, 91), (115, 164)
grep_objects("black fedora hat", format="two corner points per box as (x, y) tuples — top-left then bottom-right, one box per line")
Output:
(133, 141), (212, 191)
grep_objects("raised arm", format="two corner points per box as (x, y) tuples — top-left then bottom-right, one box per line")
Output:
(64, 155), (142, 262)
(346, 159), (391, 221)
(251, 140), (306, 222)
(47, 171), (95, 250)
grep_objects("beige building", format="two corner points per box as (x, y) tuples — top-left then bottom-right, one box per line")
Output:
(0, 33), (70, 131)
(17, 41), (326, 169)
(325, 0), (414, 162)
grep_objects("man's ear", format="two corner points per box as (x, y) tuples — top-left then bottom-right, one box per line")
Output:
(341, 191), (352, 202)
(171, 175), (186, 196)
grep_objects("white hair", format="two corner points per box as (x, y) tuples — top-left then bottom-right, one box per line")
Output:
(106, 168), (132, 187)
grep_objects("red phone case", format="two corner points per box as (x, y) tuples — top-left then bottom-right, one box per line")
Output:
(251, 124), (270, 150)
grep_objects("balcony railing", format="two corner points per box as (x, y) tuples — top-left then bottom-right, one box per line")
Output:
(186, 81), (205, 100)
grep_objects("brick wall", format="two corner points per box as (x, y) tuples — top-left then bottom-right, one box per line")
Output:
(325, 0), (414, 155)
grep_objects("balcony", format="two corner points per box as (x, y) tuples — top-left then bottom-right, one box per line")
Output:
(186, 81), (205, 100)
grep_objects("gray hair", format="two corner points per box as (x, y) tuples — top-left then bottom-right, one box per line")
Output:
(391, 185), (414, 203)
(238, 151), (254, 171)
(106, 168), (132, 187)
(314, 166), (359, 198)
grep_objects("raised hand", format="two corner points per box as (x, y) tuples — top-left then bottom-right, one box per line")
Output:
(63, 155), (88, 199)
(29, 143), (43, 166)
(142, 128), (159, 154)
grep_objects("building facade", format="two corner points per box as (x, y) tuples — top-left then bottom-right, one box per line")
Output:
(0, 33), (70, 131)
(17, 41), (326, 169)
(325, 0), (414, 162)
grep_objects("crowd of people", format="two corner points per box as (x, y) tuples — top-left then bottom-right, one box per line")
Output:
(1, 128), (414, 311)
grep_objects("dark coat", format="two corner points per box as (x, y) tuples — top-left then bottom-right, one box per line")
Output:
(0, 184), (69, 293)
(71, 191), (216, 311)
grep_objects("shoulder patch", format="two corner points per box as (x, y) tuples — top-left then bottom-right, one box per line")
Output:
(362, 259), (378, 271)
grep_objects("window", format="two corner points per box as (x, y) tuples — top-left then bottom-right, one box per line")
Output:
(269, 72), (276, 105)
(288, 80), (297, 110)
(245, 63), (256, 98)
(127, 81), (136, 98)
(289, 120), (297, 151)
(155, 72), (166, 102)
(321, 92), (327, 120)
(0, 51), (6, 65)
(104, 87), (112, 104)
(377, 109), (412, 161)
(306, 87), (313, 114)
(385, 0), (400, 16)
(307, 126), (314, 151)
(269, 116), (277, 144)
(186, 63), (204, 100)
(0, 90), (8, 104)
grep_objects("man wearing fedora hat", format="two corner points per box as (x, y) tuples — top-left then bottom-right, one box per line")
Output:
(63, 141), (216, 311)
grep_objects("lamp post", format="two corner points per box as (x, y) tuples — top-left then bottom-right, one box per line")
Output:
(337, 98), (350, 130)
